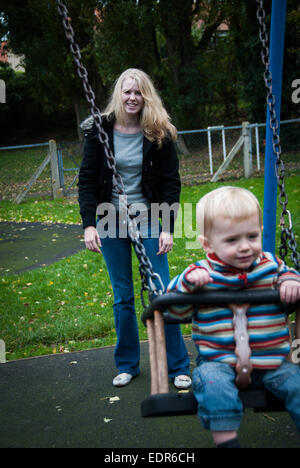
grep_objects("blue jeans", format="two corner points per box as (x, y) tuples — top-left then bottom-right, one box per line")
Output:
(192, 359), (300, 432)
(99, 215), (190, 378)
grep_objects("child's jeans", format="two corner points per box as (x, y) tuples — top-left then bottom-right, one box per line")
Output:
(192, 358), (300, 432)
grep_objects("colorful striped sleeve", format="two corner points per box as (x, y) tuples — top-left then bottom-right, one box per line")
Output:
(273, 253), (300, 284)
(167, 261), (209, 319)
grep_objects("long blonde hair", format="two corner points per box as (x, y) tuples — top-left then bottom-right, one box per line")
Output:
(103, 68), (177, 147)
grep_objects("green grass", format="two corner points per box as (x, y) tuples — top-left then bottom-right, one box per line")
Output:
(0, 197), (81, 224)
(0, 251), (116, 359)
(0, 175), (299, 361)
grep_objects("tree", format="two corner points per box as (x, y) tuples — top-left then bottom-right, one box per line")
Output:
(2, 0), (297, 139)
(94, 0), (160, 86)
(1, 0), (106, 139)
(94, 0), (228, 129)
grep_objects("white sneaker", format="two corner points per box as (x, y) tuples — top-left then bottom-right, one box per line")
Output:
(113, 373), (133, 387)
(174, 375), (192, 389)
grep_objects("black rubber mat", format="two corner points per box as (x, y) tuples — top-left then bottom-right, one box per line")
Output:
(0, 338), (299, 449)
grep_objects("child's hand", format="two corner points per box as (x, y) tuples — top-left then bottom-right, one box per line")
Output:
(279, 280), (300, 304)
(186, 268), (213, 288)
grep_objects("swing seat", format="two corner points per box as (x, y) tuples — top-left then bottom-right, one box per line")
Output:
(141, 290), (299, 417)
(141, 388), (285, 418)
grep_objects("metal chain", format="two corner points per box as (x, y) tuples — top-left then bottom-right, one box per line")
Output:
(56, 0), (165, 300)
(256, 0), (300, 271)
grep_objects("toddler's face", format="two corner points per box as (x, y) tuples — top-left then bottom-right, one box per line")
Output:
(203, 214), (262, 270)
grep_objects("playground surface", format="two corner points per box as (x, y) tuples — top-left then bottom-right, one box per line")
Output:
(0, 221), (300, 449)
(1, 339), (300, 449)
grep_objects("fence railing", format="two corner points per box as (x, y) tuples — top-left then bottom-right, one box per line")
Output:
(57, 141), (82, 196)
(0, 118), (299, 202)
(177, 118), (300, 181)
(0, 141), (61, 203)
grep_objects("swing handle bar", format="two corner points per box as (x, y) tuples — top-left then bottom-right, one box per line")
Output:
(142, 290), (299, 324)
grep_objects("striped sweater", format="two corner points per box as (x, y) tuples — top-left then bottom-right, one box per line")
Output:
(167, 252), (300, 369)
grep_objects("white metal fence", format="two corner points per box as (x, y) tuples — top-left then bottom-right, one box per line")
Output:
(176, 118), (300, 181)
(0, 118), (299, 202)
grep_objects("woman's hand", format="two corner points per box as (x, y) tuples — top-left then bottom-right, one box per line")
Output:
(157, 231), (173, 255)
(84, 226), (102, 254)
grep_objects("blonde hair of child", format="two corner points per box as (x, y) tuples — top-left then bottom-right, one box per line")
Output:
(103, 68), (177, 147)
(196, 186), (263, 238)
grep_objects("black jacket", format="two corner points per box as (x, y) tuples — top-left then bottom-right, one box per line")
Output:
(78, 114), (181, 233)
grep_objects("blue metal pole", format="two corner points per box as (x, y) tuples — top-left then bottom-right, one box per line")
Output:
(263, 0), (287, 253)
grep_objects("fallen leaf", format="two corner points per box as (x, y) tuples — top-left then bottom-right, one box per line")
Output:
(262, 413), (275, 422)
(109, 396), (120, 404)
(100, 396), (120, 404)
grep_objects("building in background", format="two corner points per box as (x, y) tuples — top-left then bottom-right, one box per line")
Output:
(0, 41), (25, 71)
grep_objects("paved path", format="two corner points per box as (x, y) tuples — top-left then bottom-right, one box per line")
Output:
(0, 221), (84, 275)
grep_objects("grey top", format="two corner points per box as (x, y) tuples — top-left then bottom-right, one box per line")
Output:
(111, 130), (150, 212)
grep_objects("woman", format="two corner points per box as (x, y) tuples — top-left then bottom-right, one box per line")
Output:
(78, 68), (190, 388)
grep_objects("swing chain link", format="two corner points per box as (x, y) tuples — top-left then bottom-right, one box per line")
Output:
(56, 0), (165, 300)
(256, 0), (300, 271)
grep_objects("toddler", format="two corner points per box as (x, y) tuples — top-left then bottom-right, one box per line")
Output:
(167, 186), (300, 448)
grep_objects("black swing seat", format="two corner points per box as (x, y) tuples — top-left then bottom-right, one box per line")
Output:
(141, 290), (299, 417)
(141, 388), (286, 418)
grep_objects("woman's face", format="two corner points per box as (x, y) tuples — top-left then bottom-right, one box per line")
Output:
(121, 77), (144, 117)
